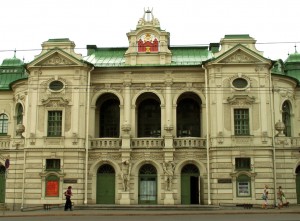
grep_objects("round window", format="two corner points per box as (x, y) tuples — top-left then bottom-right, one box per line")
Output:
(232, 78), (248, 89)
(49, 80), (64, 91)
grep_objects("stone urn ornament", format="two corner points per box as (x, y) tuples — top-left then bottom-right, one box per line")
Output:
(16, 124), (25, 138)
(275, 120), (285, 137)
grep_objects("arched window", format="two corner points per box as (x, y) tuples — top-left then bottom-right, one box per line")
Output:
(282, 101), (291, 137)
(0, 114), (8, 135)
(97, 95), (120, 138)
(177, 93), (201, 137)
(16, 104), (23, 125)
(138, 98), (161, 137)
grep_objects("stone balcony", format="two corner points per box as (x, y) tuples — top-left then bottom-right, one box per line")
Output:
(89, 137), (206, 149)
(90, 138), (122, 149)
(131, 138), (164, 149)
(274, 136), (300, 149)
(173, 137), (206, 148)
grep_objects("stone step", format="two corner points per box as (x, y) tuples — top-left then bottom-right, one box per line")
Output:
(0, 203), (9, 211)
(75, 204), (220, 211)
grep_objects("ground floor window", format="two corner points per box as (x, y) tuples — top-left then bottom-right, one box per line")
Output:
(237, 174), (251, 197)
(139, 164), (157, 204)
(45, 175), (59, 197)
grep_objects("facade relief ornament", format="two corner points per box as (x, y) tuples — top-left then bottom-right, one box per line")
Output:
(43, 99), (69, 107)
(279, 90), (295, 101)
(227, 95), (256, 105)
(223, 52), (256, 63)
(29, 133), (36, 145)
(120, 160), (132, 192)
(40, 78), (71, 105)
(42, 55), (74, 66)
(162, 161), (175, 191)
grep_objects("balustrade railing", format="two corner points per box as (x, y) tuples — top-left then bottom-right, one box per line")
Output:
(0, 137), (10, 149)
(173, 137), (206, 148)
(90, 138), (122, 149)
(131, 138), (164, 148)
(274, 137), (300, 148)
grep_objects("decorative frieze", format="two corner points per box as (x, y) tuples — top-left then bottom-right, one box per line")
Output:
(227, 95), (256, 105)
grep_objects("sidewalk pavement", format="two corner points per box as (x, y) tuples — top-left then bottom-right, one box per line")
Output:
(1, 205), (300, 217)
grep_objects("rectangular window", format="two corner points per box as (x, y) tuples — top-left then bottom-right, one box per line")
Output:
(46, 159), (61, 171)
(47, 111), (62, 137)
(235, 158), (251, 170)
(237, 181), (251, 197)
(0, 114), (8, 135)
(234, 109), (249, 135)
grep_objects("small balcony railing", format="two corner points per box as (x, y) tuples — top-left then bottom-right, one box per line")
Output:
(90, 138), (122, 149)
(173, 137), (206, 148)
(0, 136), (10, 149)
(274, 137), (300, 148)
(131, 138), (164, 149)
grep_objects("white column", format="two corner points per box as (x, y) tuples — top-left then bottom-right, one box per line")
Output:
(121, 78), (132, 149)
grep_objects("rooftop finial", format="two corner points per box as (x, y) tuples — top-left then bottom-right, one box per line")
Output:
(144, 7), (153, 22)
(137, 8), (160, 28)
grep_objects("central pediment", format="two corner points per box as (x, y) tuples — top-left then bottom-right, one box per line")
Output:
(211, 45), (272, 65)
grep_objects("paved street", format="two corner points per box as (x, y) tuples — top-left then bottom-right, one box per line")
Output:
(2, 213), (300, 221)
(1, 205), (300, 221)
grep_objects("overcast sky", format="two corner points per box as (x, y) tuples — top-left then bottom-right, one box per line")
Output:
(1, 0), (299, 63)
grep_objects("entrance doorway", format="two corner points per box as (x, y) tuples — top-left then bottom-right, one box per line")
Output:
(181, 164), (200, 204)
(96, 164), (115, 204)
(0, 166), (5, 203)
(138, 164), (157, 204)
(296, 166), (300, 204)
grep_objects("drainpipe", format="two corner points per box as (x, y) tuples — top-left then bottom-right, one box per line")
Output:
(269, 69), (277, 207)
(20, 149), (26, 211)
(21, 87), (30, 211)
(84, 66), (94, 205)
(203, 65), (211, 205)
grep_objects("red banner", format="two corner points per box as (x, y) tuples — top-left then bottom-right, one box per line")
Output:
(46, 180), (59, 197)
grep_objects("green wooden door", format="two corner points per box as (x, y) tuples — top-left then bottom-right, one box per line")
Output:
(181, 164), (200, 205)
(96, 164), (115, 204)
(181, 174), (190, 204)
(296, 174), (300, 204)
(0, 166), (5, 203)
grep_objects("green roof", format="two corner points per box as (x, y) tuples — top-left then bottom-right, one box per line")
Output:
(1, 57), (24, 66)
(285, 52), (300, 63)
(224, 34), (251, 39)
(47, 38), (71, 42)
(0, 56), (27, 90)
(84, 46), (212, 67)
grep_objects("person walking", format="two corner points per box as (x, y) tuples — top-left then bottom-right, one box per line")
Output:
(262, 185), (269, 209)
(64, 186), (73, 211)
(277, 186), (284, 209)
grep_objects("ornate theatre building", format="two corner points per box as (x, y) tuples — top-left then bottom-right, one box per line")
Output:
(1, 10), (300, 209)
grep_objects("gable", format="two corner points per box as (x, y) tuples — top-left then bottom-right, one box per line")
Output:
(36, 52), (77, 66)
(28, 49), (84, 68)
(212, 45), (271, 65)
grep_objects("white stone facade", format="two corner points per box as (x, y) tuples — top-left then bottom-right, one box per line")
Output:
(0, 11), (300, 209)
